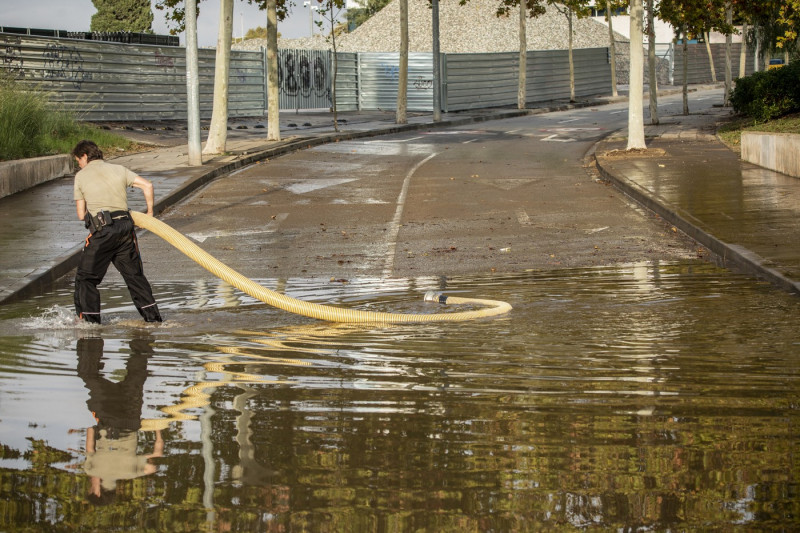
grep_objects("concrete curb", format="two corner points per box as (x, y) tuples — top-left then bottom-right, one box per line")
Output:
(593, 142), (800, 296)
(0, 154), (72, 199)
(741, 131), (800, 179)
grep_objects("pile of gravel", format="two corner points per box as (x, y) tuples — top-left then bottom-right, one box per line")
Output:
(234, 0), (628, 53)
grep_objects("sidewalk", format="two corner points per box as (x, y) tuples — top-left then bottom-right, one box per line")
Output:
(594, 110), (800, 296)
(1, 89), (799, 304)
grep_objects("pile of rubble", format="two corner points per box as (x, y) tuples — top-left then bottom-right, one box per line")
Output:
(233, 0), (627, 53)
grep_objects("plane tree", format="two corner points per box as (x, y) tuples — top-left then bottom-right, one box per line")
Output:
(156, 0), (292, 151)
(657, 0), (733, 115)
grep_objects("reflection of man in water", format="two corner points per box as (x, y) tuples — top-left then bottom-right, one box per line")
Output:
(76, 336), (163, 504)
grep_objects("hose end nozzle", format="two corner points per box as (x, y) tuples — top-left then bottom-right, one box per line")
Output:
(424, 291), (448, 304)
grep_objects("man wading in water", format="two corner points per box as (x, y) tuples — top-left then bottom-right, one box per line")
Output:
(72, 140), (162, 324)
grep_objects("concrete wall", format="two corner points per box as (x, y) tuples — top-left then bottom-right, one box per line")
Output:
(741, 132), (800, 179)
(0, 155), (73, 199)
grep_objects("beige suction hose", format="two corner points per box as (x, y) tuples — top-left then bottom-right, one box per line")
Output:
(131, 211), (512, 323)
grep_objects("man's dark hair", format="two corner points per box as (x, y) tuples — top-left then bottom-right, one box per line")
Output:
(71, 140), (104, 162)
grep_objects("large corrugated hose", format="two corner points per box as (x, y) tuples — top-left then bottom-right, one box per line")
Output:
(131, 211), (512, 323)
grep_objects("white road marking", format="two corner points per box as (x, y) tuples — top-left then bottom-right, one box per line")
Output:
(383, 152), (438, 277)
(586, 226), (609, 234)
(542, 134), (574, 142)
(365, 136), (423, 143)
(187, 213), (288, 243)
(284, 178), (358, 194)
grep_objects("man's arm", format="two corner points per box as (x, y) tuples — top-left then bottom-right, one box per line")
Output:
(76, 199), (87, 221)
(131, 176), (155, 216)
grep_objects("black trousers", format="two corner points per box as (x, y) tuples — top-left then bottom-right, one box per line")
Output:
(74, 218), (162, 323)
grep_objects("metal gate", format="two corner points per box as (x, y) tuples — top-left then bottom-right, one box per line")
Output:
(272, 48), (332, 110)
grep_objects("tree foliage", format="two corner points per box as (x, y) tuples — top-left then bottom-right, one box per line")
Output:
(656, 0), (734, 39)
(346, 0), (392, 31)
(777, 1), (800, 46)
(488, 0), (546, 19)
(91, 0), (154, 33)
(245, 26), (268, 39)
(154, 0), (291, 35)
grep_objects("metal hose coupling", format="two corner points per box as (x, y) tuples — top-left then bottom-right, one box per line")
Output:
(424, 291), (449, 304)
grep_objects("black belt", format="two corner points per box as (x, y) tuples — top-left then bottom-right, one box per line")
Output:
(108, 210), (130, 220)
(85, 210), (130, 232)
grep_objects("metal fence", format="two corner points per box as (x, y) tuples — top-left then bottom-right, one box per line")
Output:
(673, 42), (756, 85)
(334, 52), (359, 112)
(356, 52), (435, 111)
(5, 31), (757, 122)
(0, 32), (265, 121)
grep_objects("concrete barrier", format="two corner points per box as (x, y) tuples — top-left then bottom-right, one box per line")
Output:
(741, 131), (800, 178)
(0, 155), (73, 199)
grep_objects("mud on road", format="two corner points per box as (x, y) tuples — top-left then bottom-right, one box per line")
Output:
(137, 138), (705, 284)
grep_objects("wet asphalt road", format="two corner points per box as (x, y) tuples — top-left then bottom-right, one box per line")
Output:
(134, 92), (720, 283)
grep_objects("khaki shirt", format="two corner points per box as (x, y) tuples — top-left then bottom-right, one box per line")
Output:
(83, 429), (150, 491)
(73, 160), (138, 215)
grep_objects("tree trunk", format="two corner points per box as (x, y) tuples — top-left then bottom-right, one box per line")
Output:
(647, 0), (658, 125)
(682, 27), (689, 115)
(739, 22), (747, 79)
(432, 0), (441, 122)
(568, 11), (575, 102)
(705, 32), (717, 82)
(397, 0), (408, 124)
(518, 0), (527, 109)
(627, 0), (646, 150)
(754, 28), (760, 72)
(330, 10), (339, 132)
(185, 0), (202, 166)
(724, 2), (732, 106)
(266, 0), (280, 141)
(606, 0), (617, 97)
(203, 0), (233, 155)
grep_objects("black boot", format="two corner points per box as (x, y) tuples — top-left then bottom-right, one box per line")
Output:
(141, 304), (163, 323)
(79, 312), (102, 324)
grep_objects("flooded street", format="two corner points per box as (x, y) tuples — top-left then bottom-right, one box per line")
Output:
(2, 261), (799, 530)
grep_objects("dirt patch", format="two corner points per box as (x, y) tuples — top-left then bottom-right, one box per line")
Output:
(599, 147), (668, 159)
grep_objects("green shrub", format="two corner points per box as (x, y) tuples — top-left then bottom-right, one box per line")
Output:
(729, 61), (800, 122)
(0, 75), (134, 161)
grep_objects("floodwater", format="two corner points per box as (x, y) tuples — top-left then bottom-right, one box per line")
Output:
(1, 261), (799, 531)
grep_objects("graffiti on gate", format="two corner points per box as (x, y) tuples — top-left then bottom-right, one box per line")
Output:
(381, 63), (399, 81)
(1, 35), (25, 79)
(41, 43), (92, 89)
(278, 51), (328, 98)
(413, 76), (433, 90)
(154, 50), (175, 70)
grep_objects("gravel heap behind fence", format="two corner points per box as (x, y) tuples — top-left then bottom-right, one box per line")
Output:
(234, 0), (629, 53)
